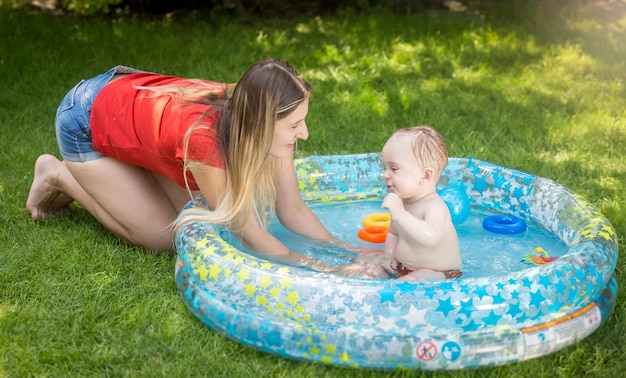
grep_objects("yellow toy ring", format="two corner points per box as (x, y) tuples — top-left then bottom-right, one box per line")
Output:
(362, 213), (391, 229)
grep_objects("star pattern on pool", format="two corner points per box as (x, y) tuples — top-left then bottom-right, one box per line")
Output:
(173, 155), (618, 370)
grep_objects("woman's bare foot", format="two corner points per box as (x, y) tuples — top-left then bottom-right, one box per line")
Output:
(26, 154), (74, 220)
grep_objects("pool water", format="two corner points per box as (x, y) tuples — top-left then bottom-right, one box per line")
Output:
(219, 200), (568, 279)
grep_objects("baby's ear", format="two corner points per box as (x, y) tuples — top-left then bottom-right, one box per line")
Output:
(422, 167), (435, 181)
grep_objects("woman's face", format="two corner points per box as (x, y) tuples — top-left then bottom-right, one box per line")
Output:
(270, 99), (309, 159)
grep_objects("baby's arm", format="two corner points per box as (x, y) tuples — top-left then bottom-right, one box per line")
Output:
(371, 209), (399, 275)
(382, 193), (446, 247)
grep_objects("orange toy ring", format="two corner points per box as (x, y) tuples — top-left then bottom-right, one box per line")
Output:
(362, 213), (391, 229)
(358, 226), (388, 243)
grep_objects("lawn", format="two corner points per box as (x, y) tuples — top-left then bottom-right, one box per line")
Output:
(1, 1), (625, 376)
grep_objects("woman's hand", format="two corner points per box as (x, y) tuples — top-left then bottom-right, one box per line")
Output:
(332, 263), (389, 278)
(322, 238), (381, 255)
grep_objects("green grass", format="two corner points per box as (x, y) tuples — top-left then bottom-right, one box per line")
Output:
(1, 1), (626, 376)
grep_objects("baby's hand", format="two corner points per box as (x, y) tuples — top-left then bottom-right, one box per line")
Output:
(382, 193), (405, 219)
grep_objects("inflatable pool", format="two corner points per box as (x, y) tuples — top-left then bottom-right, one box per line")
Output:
(174, 153), (618, 370)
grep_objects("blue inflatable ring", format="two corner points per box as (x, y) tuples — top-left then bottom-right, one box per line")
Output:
(483, 214), (527, 234)
(174, 153), (618, 371)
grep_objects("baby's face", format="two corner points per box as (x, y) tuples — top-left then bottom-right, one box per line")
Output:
(381, 135), (427, 200)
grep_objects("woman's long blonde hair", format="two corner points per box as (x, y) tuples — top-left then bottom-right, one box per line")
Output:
(176, 59), (311, 235)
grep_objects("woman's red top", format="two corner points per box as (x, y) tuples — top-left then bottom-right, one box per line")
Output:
(90, 73), (225, 190)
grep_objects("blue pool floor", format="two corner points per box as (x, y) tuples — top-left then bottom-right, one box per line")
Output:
(220, 200), (568, 279)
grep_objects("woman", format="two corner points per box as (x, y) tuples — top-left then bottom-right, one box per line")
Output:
(26, 59), (366, 274)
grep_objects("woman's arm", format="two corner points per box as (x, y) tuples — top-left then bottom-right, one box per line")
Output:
(188, 160), (351, 273)
(239, 212), (344, 273)
(273, 156), (382, 255)
(273, 156), (334, 241)
(187, 162), (227, 213)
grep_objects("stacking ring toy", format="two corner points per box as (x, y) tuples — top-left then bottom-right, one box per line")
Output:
(357, 226), (388, 243)
(482, 214), (527, 234)
(362, 213), (391, 229)
(522, 247), (558, 265)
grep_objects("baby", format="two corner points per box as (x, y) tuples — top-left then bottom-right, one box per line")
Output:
(380, 125), (461, 281)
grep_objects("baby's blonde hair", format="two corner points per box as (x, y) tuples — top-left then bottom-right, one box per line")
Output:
(391, 125), (449, 176)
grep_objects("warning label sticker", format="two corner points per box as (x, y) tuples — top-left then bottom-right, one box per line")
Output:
(415, 340), (438, 362)
(522, 302), (602, 360)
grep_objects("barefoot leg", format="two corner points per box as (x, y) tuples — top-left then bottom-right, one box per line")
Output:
(64, 158), (189, 252)
(26, 154), (74, 220)
(27, 153), (191, 252)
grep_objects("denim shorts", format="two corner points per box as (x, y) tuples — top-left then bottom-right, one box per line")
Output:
(55, 65), (140, 162)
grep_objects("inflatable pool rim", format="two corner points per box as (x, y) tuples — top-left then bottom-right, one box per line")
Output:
(174, 152), (618, 371)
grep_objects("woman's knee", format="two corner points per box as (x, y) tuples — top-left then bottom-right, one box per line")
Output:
(125, 223), (175, 253)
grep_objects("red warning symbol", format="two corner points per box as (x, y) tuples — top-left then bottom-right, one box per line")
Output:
(416, 341), (438, 362)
